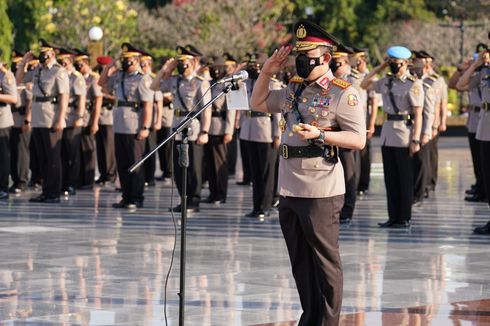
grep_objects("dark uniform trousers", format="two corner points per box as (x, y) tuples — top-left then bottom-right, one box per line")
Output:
(96, 125), (117, 183)
(173, 140), (203, 207)
(62, 126), (82, 189)
(30, 133), (42, 185)
(357, 138), (371, 192)
(468, 132), (486, 197)
(247, 141), (276, 212)
(79, 127), (96, 187)
(144, 130), (157, 183)
(227, 128), (239, 175)
(32, 128), (62, 197)
(115, 133), (146, 204)
(239, 138), (252, 183)
(156, 127), (173, 178)
(204, 135), (229, 201)
(413, 142), (431, 201)
(279, 195), (344, 326)
(0, 128), (11, 193)
(382, 146), (413, 223)
(480, 141), (490, 207)
(428, 134), (439, 190)
(339, 148), (358, 219)
(9, 128), (31, 188)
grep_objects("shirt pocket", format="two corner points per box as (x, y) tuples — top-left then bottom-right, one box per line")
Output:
(301, 157), (334, 171)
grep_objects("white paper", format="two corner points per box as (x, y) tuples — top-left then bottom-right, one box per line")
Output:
(226, 82), (249, 110)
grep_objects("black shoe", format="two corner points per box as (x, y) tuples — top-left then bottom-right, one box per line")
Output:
(95, 178), (107, 185)
(236, 181), (251, 186)
(391, 221), (411, 228)
(112, 200), (130, 208)
(340, 218), (352, 224)
(63, 187), (76, 196)
(78, 184), (94, 190)
(465, 188), (475, 195)
(29, 194), (47, 203)
(200, 197), (215, 204)
(28, 180), (42, 189)
(169, 204), (200, 213)
(424, 189), (430, 199)
(0, 191), (9, 200)
(412, 199), (423, 207)
(43, 196), (60, 203)
(378, 220), (394, 228)
(144, 181), (156, 187)
(464, 194), (487, 202)
(474, 222), (490, 235)
(357, 190), (367, 196)
(245, 210), (259, 218)
(9, 185), (27, 194)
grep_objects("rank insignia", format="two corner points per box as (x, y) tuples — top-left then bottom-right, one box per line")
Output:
(308, 107), (316, 114)
(279, 117), (287, 133)
(302, 98), (308, 103)
(314, 114), (320, 120)
(321, 109), (329, 117)
(347, 94), (358, 106)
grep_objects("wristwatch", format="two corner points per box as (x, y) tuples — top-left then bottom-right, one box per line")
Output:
(200, 130), (208, 135)
(142, 126), (149, 131)
(313, 130), (326, 145)
(24, 120), (30, 125)
(412, 139), (421, 145)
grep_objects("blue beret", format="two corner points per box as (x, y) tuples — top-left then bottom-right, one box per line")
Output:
(386, 46), (411, 59)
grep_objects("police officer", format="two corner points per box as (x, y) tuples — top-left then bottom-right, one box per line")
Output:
(99, 43), (154, 209)
(203, 56), (236, 204)
(94, 56), (117, 186)
(240, 52), (281, 218)
(151, 45), (211, 213)
(57, 48), (87, 196)
(9, 50), (31, 194)
(251, 20), (365, 325)
(331, 44), (361, 223)
(0, 51), (18, 200)
(17, 39), (70, 203)
(361, 46), (424, 228)
(223, 53), (239, 176)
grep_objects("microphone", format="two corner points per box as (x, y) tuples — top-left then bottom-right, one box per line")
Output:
(217, 70), (249, 84)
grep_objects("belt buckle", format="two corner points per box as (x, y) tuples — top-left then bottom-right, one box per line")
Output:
(246, 111), (252, 118)
(281, 144), (289, 159)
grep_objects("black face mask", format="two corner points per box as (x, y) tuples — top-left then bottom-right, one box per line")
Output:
(329, 60), (342, 73)
(121, 59), (132, 72)
(210, 67), (225, 81)
(247, 67), (260, 80)
(11, 63), (17, 74)
(39, 52), (49, 64)
(74, 63), (83, 72)
(389, 62), (403, 74)
(177, 62), (188, 75)
(295, 54), (322, 78)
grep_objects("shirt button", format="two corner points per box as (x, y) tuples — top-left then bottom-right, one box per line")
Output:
(314, 164), (319, 168)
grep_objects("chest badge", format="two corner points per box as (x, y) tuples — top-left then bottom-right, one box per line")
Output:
(321, 109), (329, 117)
(279, 117), (287, 133)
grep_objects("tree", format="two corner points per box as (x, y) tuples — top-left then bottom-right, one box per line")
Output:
(7, 0), (44, 53)
(0, 0), (13, 62)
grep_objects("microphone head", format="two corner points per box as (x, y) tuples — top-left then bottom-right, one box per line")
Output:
(238, 70), (248, 81)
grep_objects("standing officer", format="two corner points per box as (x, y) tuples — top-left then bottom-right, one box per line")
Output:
(94, 56), (117, 186)
(17, 39), (70, 203)
(151, 45), (211, 213)
(74, 49), (102, 190)
(99, 43), (154, 209)
(58, 48), (87, 196)
(223, 53), (239, 176)
(361, 46), (424, 228)
(0, 52), (18, 200)
(240, 52), (281, 218)
(203, 56), (236, 204)
(9, 50), (31, 194)
(251, 20), (365, 325)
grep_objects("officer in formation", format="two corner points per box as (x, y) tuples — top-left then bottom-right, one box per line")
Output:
(251, 19), (365, 326)
(455, 45), (490, 234)
(151, 45), (211, 213)
(223, 53), (239, 177)
(361, 46), (424, 228)
(0, 50), (18, 200)
(99, 43), (154, 209)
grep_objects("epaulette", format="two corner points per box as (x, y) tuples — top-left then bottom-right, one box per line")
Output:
(73, 70), (82, 77)
(386, 72), (393, 77)
(271, 77), (280, 83)
(431, 73), (440, 79)
(89, 71), (99, 78)
(406, 75), (416, 82)
(195, 74), (205, 81)
(351, 68), (360, 75)
(349, 72), (360, 79)
(423, 82), (432, 89)
(428, 75), (437, 81)
(150, 72), (156, 78)
(331, 78), (351, 89)
(289, 75), (303, 83)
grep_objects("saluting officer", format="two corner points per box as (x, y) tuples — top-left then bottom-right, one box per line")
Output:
(151, 45), (211, 213)
(57, 48), (87, 196)
(251, 20), (365, 325)
(0, 51), (18, 200)
(73, 49), (102, 190)
(9, 50), (31, 194)
(361, 46), (424, 228)
(17, 39), (70, 203)
(99, 43), (154, 209)
(240, 52), (281, 218)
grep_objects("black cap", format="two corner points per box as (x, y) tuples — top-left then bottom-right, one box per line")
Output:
(39, 38), (60, 52)
(184, 44), (203, 57)
(11, 50), (24, 63)
(211, 55), (225, 66)
(332, 44), (354, 58)
(246, 52), (268, 65)
(223, 52), (237, 64)
(418, 50), (434, 60)
(476, 43), (489, 53)
(73, 48), (90, 61)
(57, 47), (78, 60)
(121, 42), (142, 58)
(176, 45), (200, 60)
(292, 19), (340, 52)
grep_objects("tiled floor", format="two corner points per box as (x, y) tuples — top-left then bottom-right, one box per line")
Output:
(0, 137), (489, 325)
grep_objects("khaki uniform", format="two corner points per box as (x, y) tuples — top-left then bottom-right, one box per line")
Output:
(144, 74), (161, 185)
(373, 71), (424, 223)
(156, 92), (174, 180)
(475, 65), (490, 208)
(0, 70), (17, 194)
(96, 92), (116, 184)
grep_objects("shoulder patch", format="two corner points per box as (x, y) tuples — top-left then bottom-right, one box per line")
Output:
(347, 93), (359, 106)
(332, 78), (351, 89)
(289, 75), (304, 83)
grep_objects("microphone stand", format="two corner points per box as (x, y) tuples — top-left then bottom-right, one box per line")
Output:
(129, 80), (237, 326)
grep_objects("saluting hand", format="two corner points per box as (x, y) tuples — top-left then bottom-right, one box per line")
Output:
(296, 123), (321, 140)
(261, 45), (292, 76)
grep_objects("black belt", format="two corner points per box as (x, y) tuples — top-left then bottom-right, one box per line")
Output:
(174, 109), (188, 117)
(387, 114), (412, 121)
(34, 96), (57, 103)
(280, 144), (324, 159)
(483, 103), (490, 111)
(11, 106), (26, 114)
(473, 106), (481, 112)
(102, 98), (114, 110)
(0, 102), (8, 107)
(246, 111), (271, 118)
(212, 111), (226, 118)
(117, 100), (139, 109)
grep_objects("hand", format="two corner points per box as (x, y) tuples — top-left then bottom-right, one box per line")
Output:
(196, 132), (209, 145)
(295, 123), (321, 140)
(273, 137), (281, 150)
(73, 118), (84, 128)
(163, 58), (177, 73)
(235, 62), (247, 73)
(136, 128), (150, 140)
(261, 45), (292, 76)
(457, 60), (471, 72)
(52, 120), (64, 132)
(421, 134), (430, 146)
(223, 133), (233, 144)
(367, 125), (375, 140)
(409, 143), (420, 156)
(438, 123), (447, 133)
(90, 124), (99, 135)
(432, 128), (438, 138)
(21, 123), (31, 133)
(377, 60), (389, 71)
(152, 121), (162, 131)
(21, 51), (34, 65)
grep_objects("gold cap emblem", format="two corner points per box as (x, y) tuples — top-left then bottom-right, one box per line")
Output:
(296, 24), (307, 39)
(122, 45), (129, 52)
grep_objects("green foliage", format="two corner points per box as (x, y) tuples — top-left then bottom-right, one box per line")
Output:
(7, 0), (43, 52)
(0, 0), (13, 62)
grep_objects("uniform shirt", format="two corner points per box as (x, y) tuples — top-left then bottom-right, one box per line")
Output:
(65, 70), (87, 127)
(265, 70), (366, 198)
(208, 83), (236, 136)
(98, 95), (113, 126)
(373, 72), (424, 147)
(161, 91), (174, 128)
(240, 78), (282, 143)
(421, 81), (435, 138)
(423, 73), (447, 128)
(12, 84), (32, 128)
(0, 70), (17, 128)
(24, 62), (70, 128)
(159, 74), (211, 141)
(83, 71), (103, 127)
(467, 72), (483, 133)
(108, 70), (154, 134)
(476, 65), (490, 141)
